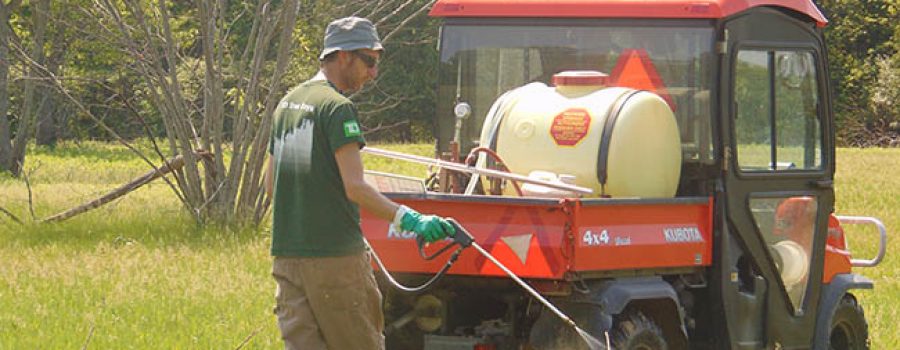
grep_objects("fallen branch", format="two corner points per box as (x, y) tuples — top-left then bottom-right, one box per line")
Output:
(40, 151), (211, 223)
(80, 321), (95, 350)
(0, 206), (23, 225)
(233, 322), (265, 350)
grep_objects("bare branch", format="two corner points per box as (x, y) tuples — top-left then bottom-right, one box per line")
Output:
(6, 41), (200, 220)
(7, 0), (50, 176)
(80, 320), (95, 350)
(41, 152), (212, 223)
(370, 79), (424, 101)
(0, 0), (23, 46)
(235, 0), (301, 221)
(115, 81), (190, 207)
(364, 0), (394, 18)
(358, 99), (404, 115)
(13, 47), (130, 142)
(20, 161), (38, 220)
(222, 4), (248, 46)
(380, 0), (437, 45)
(233, 321), (266, 350)
(0, 206), (22, 225)
(375, 0), (418, 26)
(363, 119), (410, 136)
(196, 178), (227, 213)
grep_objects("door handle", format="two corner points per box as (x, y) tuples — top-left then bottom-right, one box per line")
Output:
(811, 179), (833, 189)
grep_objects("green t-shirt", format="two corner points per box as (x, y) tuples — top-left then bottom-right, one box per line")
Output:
(268, 79), (366, 257)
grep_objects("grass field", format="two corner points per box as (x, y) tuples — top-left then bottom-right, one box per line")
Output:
(0, 142), (896, 348)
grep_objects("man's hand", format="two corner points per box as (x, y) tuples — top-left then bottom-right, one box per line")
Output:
(395, 206), (455, 243)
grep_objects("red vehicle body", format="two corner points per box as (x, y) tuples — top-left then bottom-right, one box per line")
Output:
(360, 0), (888, 349)
(364, 197), (714, 279)
(429, 0), (827, 26)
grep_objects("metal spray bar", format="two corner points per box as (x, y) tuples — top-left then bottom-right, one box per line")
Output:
(362, 147), (594, 195)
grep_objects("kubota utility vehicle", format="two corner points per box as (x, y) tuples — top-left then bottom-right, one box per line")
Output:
(359, 0), (889, 349)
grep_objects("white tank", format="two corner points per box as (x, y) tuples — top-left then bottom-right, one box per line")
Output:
(479, 71), (682, 198)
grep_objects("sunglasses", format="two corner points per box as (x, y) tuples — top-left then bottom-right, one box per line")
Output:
(352, 51), (379, 68)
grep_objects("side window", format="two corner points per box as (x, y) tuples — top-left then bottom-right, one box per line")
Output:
(734, 49), (822, 171)
(734, 51), (771, 169)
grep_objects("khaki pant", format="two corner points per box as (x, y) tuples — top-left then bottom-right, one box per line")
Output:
(272, 252), (385, 350)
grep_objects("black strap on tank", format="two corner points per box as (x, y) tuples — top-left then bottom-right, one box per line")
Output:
(596, 89), (644, 196)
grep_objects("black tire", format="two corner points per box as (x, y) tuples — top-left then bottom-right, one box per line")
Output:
(611, 312), (668, 350)
(827, 295), (870, 350)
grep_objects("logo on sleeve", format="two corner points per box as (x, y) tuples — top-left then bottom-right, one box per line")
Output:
(343, 120), (362, 137)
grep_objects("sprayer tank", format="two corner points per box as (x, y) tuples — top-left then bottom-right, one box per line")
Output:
(484, 71), (682, 198)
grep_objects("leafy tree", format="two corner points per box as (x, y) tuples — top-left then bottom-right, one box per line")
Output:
(818, 0), (898, 146)
(858, 56), (900, 146)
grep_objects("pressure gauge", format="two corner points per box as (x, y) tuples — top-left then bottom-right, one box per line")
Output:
(454, 102), (472, 119)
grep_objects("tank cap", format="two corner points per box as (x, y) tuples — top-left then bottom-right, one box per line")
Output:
(552, 71), (609, 86)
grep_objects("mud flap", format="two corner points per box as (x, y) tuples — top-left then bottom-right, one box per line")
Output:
(812, 273), (873, 350)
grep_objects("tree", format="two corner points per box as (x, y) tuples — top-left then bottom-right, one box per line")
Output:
(65, 0), (304, 224)
(76, 0), (441, 225)
(0, 0), (28, 176)
(859, 56), (900, 146)
(0, 0), (59, 175)
(33, 0), (68, 146)
(9, 0), (48, 175)
(3, 0), (442, 225)
(0, 0), (23, 175)
(819, 0), (899, 145)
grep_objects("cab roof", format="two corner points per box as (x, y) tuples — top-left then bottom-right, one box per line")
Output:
(429, 0), (827, 27)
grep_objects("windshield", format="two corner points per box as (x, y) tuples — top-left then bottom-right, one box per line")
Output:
(436, 19), (716, 163)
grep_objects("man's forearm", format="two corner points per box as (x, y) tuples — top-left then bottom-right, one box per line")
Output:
(264, 156), (274, 197)
(346, 181), (399, 222)
(334, 142), (401, 222)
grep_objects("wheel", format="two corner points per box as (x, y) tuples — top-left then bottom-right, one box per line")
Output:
(611, 311), (668, 350)
(827, 295), (870, 350)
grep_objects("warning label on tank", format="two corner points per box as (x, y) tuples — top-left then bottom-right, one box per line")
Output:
(550, 108), (591, 146)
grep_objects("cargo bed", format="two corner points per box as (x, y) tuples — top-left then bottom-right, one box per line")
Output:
(361, 194), (713, 280)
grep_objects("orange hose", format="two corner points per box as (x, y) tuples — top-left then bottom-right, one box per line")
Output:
(464, 147), (524, 196)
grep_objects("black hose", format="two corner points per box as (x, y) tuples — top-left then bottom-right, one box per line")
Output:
(363, 238), (464, 293)
(363, 219), (474, 293)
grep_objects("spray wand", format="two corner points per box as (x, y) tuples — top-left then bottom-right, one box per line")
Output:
(439, 219), (605, 349)
(442, 220), (579, 327)
(368, 218), (606, 349)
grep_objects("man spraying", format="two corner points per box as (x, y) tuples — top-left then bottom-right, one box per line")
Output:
(265, 16), (455, 350)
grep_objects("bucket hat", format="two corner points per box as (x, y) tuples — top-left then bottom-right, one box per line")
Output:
(319, 17), (384, 60)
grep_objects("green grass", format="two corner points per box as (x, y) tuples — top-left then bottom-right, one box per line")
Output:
(0, 142), (896, 348)
(0, 141), (433, 349)
(833, 148), (900, 349)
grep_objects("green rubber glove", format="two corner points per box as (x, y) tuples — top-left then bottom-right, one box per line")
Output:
(398, 207), (455, 243)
